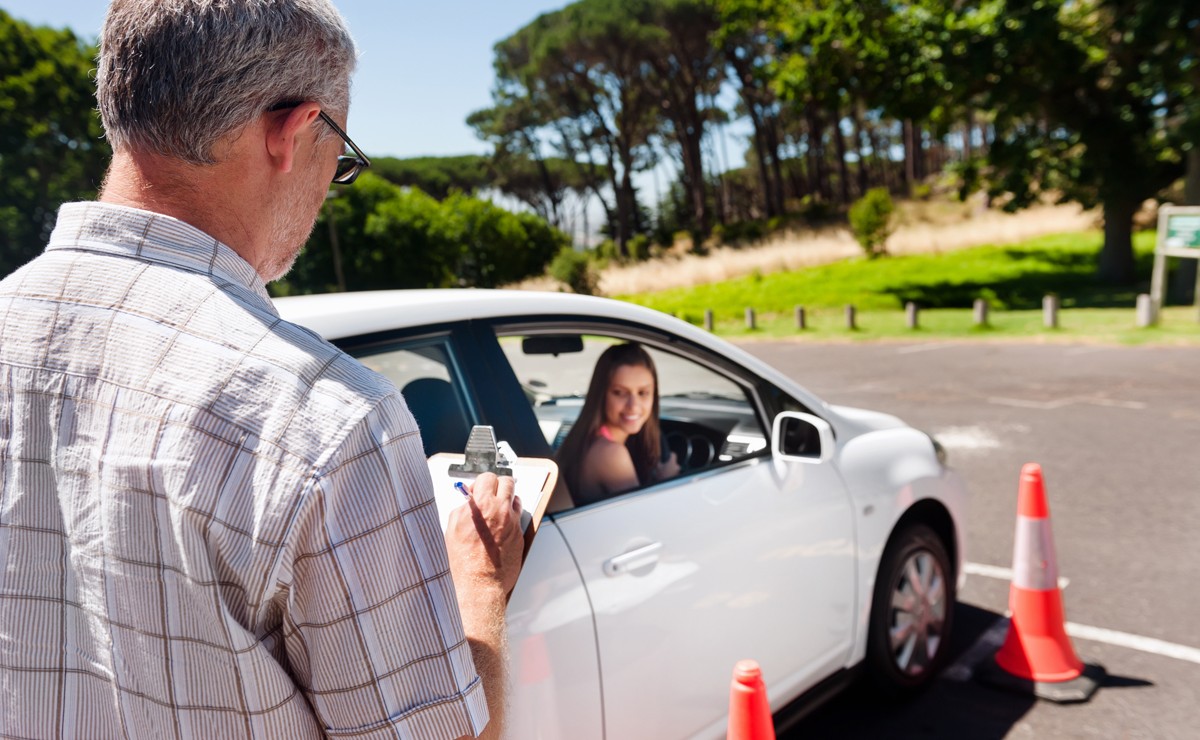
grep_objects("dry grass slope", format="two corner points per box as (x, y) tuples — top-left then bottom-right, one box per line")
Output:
(512, 201), (1098, 296)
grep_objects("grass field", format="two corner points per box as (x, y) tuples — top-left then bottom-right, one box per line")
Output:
(618, 230), (1200, 345)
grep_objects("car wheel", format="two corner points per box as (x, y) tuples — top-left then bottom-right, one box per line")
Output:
(865, 523), (955, 696)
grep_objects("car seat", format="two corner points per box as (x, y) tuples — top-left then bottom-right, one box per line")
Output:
(401, 377), (470, 458)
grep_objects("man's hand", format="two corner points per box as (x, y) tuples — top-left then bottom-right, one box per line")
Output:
(444, 473), (524, 739)
(445, 473), (523, 597)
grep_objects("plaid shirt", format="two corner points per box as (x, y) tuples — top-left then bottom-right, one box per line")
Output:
(0, 202), (488, 738)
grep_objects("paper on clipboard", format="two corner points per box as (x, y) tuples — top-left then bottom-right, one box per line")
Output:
(426, 453), (557, 535)
(427, 424), (558, 560)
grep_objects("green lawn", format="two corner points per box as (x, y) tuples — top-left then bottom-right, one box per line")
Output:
(618, 230), (1200, 345)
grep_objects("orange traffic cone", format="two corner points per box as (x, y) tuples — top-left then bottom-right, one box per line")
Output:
(978, 463), (1104, 702)
(727, 660), (775, 740)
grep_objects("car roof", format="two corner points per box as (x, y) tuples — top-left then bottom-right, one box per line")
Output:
(274, 289), (695, 341)
(274, 288), (828, 412)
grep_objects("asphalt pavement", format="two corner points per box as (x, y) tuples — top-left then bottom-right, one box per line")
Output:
(738, 340), (1200, 740)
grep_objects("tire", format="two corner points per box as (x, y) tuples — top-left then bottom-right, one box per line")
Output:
(865, 523), (955, 696)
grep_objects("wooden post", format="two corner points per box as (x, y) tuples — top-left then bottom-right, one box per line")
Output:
(704, 309), (713, 332)
(1136, 293), (1155, 328)
(794, 306), (806, 331)
(905, 302), (919, 330)
(1043, 294), (1059, 329)
(745, 308), (756, 330)
(845, 304), (857, 330)
(973, 298), (989, 327)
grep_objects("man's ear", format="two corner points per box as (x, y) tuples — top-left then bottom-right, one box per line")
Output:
(265, 103), (321, 174)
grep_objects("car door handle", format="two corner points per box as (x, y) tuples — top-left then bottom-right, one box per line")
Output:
(603, 542), (662, 577)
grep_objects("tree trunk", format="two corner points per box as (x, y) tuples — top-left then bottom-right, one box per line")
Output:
(788, 122), (809, 199)
(913, 123), (926, 181)
(963, 114), (974, 161)
(555, 122), (615, 236)
(853, 105), (870, 197)
(1169, 148), (1200, 303)
(684, 137), (708, 239)
(870, 126), (890, 192)
(807, 109), (830, 202)
(521, 130), (561, 227)
(1098, 195), (1138, 285)
(749, 118), (775, 219)
(767, 116), (787, 215)
(606, 135), (635, 258)
(616, 175), (637, 257)
(833, 103), (851, 205)
(902, 119), (915, 195)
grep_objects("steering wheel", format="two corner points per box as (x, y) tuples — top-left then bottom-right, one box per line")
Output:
(663, 429), (716, 471)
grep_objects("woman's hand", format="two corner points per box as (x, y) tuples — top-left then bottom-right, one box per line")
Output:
(656, 451), (681, 480)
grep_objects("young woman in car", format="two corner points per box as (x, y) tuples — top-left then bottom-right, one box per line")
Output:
(555, 342), (680, 507)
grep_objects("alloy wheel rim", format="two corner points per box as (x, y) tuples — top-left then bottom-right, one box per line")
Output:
(888, 549), (946, 676)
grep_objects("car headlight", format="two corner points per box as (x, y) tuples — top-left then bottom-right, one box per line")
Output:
(927, 433), (948, 467)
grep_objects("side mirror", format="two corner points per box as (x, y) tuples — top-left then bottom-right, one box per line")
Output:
(771, 411), (835, 464)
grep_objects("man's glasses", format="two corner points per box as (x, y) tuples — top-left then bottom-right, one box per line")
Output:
(269, 102), (371, 185)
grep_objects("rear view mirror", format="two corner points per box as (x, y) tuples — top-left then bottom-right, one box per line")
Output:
(771, 411), (834, 464)
(522, 335), (584, 356)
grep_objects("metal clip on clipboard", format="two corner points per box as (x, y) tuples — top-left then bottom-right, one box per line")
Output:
(447, 425), (513, 478)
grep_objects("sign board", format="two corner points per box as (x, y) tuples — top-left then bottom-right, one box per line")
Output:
(1164, 213), (1200, 250)
(1148, 205), (1200, 324)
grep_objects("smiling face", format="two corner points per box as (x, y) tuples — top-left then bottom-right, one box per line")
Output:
(603, 363), (656, 443)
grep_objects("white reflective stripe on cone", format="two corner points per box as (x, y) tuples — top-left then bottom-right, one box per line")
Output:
(1011, 515), (1059, 591)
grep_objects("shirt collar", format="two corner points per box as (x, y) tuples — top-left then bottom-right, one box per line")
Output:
(47, 201), (277, 313)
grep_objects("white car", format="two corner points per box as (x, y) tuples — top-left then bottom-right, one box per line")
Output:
(275, 289), (969, 739)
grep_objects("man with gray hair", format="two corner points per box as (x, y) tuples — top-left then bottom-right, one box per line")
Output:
(0, 1), (522, 738)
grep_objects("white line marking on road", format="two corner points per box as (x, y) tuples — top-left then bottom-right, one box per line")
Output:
(1065, 623), (1200, 666)
(965, 561), (1069, 589)
(944, 613), (1200, 681)
(930, 427), (1001, 451)
(988, 396), (1146, 411)
(897, 343), (953, 354)
(988, 396), (1071, 410)
(1089, 398), (1148, 410)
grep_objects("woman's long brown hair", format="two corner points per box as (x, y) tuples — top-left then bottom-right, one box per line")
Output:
(555, 342), (663, 500)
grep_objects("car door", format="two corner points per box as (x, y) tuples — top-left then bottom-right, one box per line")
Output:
(341, 326), (606, 740)
(498, 326), (857, 739)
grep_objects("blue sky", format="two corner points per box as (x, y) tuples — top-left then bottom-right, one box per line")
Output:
(2, 0), (569, 159)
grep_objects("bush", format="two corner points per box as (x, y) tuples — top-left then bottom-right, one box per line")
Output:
(438, 193), (568, 288)
(592, 238), (619, 265)
(549, 247), (600, 295)
(848, 187), (896, 259)
(797, 195), (836, 225)
(627, 234), (651, 262)
(273, 172), (568, 294)
(715, 219), (768, 247)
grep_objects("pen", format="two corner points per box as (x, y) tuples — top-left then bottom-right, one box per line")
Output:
(455, 481), (469, 498)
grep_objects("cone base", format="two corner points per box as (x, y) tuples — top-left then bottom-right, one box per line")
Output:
(994, 632), (1084, 682)
(995, 589), (1085, 681)
(976, 658), (1105, 704)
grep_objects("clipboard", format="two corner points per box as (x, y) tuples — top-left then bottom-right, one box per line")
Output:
(426, 426), (558, 559)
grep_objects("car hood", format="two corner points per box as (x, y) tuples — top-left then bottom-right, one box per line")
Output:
(827, 404), (908, 439)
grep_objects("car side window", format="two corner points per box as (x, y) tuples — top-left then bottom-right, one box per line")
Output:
(498, 331), (768, 499)
(652, 349), (768, 468)
(354, 338), (474, 457)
